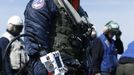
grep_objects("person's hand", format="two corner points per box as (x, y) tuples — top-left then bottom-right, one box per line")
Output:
(115, 30), (122, 39)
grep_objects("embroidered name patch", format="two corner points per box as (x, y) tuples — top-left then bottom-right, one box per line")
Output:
(32, 0), (45, 9)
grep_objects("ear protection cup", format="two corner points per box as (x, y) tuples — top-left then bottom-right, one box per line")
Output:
(103, 25), (110, 32)
(7, 24), (13, 31)
(7, 24), (17, 33)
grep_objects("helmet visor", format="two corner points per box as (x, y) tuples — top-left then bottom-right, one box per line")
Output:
(14, 25), (23, 32)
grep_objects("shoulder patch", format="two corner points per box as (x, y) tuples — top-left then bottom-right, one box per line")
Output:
(32, 0), (46, 9)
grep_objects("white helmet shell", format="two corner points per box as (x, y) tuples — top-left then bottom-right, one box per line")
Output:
(103, 20), (119, 32)
(7, 16), (23, 26)
(91, 26), (97, 38)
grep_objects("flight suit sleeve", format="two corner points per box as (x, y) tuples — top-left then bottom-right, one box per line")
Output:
(24, 0), (57, 58)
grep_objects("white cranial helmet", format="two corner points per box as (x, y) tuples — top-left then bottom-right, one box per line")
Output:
(7, 16), (23, 26)
(7, 16), (23, 36)
(103, 20), (119, 33)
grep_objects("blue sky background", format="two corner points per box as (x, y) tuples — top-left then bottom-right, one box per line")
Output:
(0, 0), (134, 50)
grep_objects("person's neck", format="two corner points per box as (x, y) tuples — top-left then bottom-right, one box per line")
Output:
(104, 33), (113, 43)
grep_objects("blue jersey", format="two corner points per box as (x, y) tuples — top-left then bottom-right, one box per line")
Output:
(99, 34), (117, 72)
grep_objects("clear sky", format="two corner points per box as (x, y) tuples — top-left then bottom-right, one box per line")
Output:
(0, 0), (134, 49)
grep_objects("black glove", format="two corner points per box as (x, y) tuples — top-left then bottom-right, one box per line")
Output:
(60, 52), (81, 68)
(115, 30), (122, 39)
